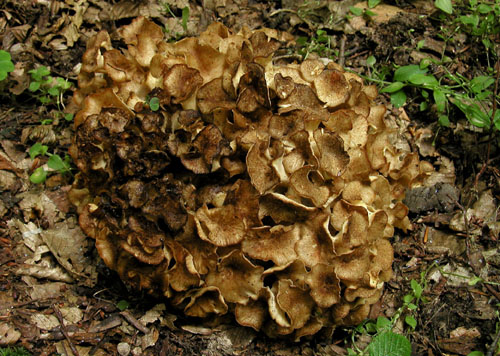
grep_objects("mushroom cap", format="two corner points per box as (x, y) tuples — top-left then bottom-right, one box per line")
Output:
(70, 17), (430, 338)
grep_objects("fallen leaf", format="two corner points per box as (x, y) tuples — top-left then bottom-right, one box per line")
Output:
(0, 322), (21, 345)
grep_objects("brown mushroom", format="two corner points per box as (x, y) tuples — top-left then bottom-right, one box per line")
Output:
(70, 17), (431, 338)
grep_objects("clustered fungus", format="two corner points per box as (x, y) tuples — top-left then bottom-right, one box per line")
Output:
(69, 17), (432, 339)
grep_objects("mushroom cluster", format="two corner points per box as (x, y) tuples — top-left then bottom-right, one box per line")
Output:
(69, 17), (431, 338)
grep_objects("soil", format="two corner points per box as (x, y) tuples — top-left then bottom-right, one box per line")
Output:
(0, 1), (499, 355)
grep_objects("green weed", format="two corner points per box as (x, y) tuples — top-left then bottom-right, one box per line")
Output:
(0, 347), (32, 356)
(160, 2), (190, 41)
(297, 29), (337, 60)
(0, 50), (14, 81)
(28, 66), (74, 125)
(28, 142), (72, 184)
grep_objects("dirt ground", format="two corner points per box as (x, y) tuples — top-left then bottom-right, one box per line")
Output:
(0, 0), (499, 355)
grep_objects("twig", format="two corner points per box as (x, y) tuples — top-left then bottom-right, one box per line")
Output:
(120, 310), (149, 334)
(338, 35), (346, 68)
(486, 325), (500, 356)
(53, 304), (80, 356)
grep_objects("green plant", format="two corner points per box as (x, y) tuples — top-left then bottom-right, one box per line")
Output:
(116, 299), (129, 311)
(297, 29), (337, 60)
(160, 2), (190, 40)
(0, 50), (14, 81)
(28, 65), (73, 125)
(363, 60), (499, 130)
(0, 347), (32, 356)
(149, 96), (160, 111)
(28, 142), (72, 184)
(347, 269), (430, 355)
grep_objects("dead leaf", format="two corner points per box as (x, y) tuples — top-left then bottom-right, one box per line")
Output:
(0, 322), (21, 345)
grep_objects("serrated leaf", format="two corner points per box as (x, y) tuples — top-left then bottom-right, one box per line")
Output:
(435, 0), (453, 14)
(381, 82), (405, 93)
(394, 65), (427, 82)
(369, 331), (412, 356)
(390, 90), (407, 108)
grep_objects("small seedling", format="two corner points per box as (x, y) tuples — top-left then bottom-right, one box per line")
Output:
(149, 97), (160, 111)
(116, 299), (129, 311)
(28, 142), (72, 184)
(161, 3), (190, 40)
(0, 50), (14, 81)
(297, 29), (337, 60)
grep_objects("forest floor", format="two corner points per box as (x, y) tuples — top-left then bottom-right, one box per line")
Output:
(0, 0), (499, 355)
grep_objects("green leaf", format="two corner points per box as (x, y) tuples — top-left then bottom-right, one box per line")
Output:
(419, 58), (432, 69)
(453, 100), (491, 128)
(29, 81), (41, 92)
(369, 331), (412, 356)
(438, 114), (450, 127)
(403, 294), (414, 303)
(435, 0), (453, 14)
(468, 276), (483, 286)
(349, 6), (364, 16)
(376, 316), (392, 332)
(116, 300), (129, 311)
(477, 4), (492, 13)
(408, 73), (438, 86)
(433, 89), (447, 112)
(30, 167), (47, 184)
(0, 50), (15, 81)
(467, 351), (485, 356)
(366, 55), (376, 67)
(48, 87), (60, 96)
(29, 66), (50, 81)
(494, 109), (500, 130)
(470, 76), (494, 94)
(181, 6), (190, 32)
(365, 9), (376, 17)
(29, 143), (49, 159)
(394, 65), (427, 82)
(381, 82), (405, 93)
(149, 97), (160, 111)
(390, 90), (407, 108)
(417, 39), (425, 50)
(368, 0), (382, 8)
(48, 154), (69, 172)
(405, 315), (417, 329)
(407, 303), (418, 310)
(420, 101), (428, 111)
(64, 113), (74, 121)
(411, 280), (423, 299)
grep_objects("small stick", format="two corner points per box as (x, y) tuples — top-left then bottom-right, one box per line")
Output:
(339, 35), (346, 67)
(53, 304), (80, 356)
(120, 310), (149, 334)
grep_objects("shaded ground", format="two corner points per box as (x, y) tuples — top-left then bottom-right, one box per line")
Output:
(0, 0), (499, 355)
